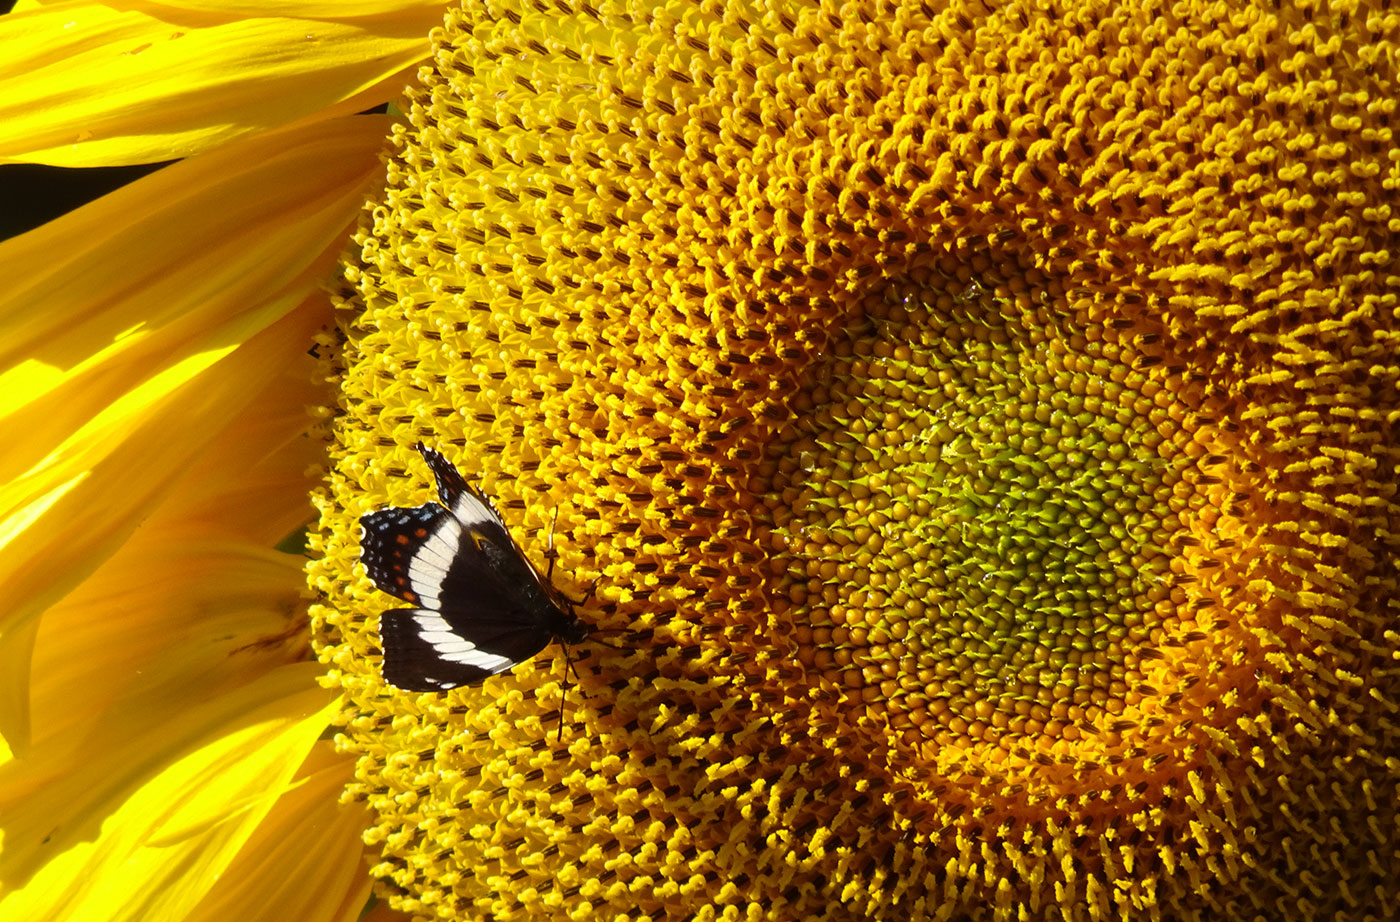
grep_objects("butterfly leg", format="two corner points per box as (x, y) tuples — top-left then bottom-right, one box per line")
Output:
(586, 631), (627, 651)
(558, 574), (601, 606)
(545, 506), (560, 581)
(555, 641), (572, 743)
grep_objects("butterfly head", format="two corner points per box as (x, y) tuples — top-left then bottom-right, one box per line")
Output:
(541, 580), (595, 648)
(560, 614), (592, 646)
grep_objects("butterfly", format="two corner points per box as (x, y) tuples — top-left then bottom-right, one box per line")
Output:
(359, 443), (592, 691)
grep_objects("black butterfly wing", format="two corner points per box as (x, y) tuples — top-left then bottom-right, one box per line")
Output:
(416, 444), (564, 631)
(359, 504), (455, 606)
(379, 609), (554, 691)
(439, 517), (559, 620)
(360, 498), (544, 616)
(416, 442), (470, 509)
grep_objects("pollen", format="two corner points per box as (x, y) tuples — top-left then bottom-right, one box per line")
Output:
(307, 0), (1400, 920)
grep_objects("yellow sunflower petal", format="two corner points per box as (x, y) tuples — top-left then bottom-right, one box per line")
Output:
(0, 2), (435, 166)
(150, 393), (329, 549)
(0, 665), (338, 922)
(26, 539), (306, 740)
(149, 1), (445, 17)
(0, 114), (388, 747)
(0, 385), (325, 881)
(183, 742), (375, 922)
(20, 369), (323, 752)
(0, 307), (323, 749)
(0, 115), (387, 484)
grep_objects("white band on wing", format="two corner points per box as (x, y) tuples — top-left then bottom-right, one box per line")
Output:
(453, 490), (505, 528)
(412, 612), (515, 672)
(406, 518), (463, 608)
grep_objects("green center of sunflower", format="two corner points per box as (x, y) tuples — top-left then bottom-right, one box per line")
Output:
(769, 258), (1234, 799)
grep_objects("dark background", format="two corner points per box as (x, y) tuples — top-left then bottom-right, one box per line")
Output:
(1, 163), (172, 241)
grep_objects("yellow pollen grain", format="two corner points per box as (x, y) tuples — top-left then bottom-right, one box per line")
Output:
(307, 0), (1400, 920)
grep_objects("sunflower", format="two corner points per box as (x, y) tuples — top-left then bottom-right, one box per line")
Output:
(5, 0), (1400, 921)
(311, 0), (1400, 919)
